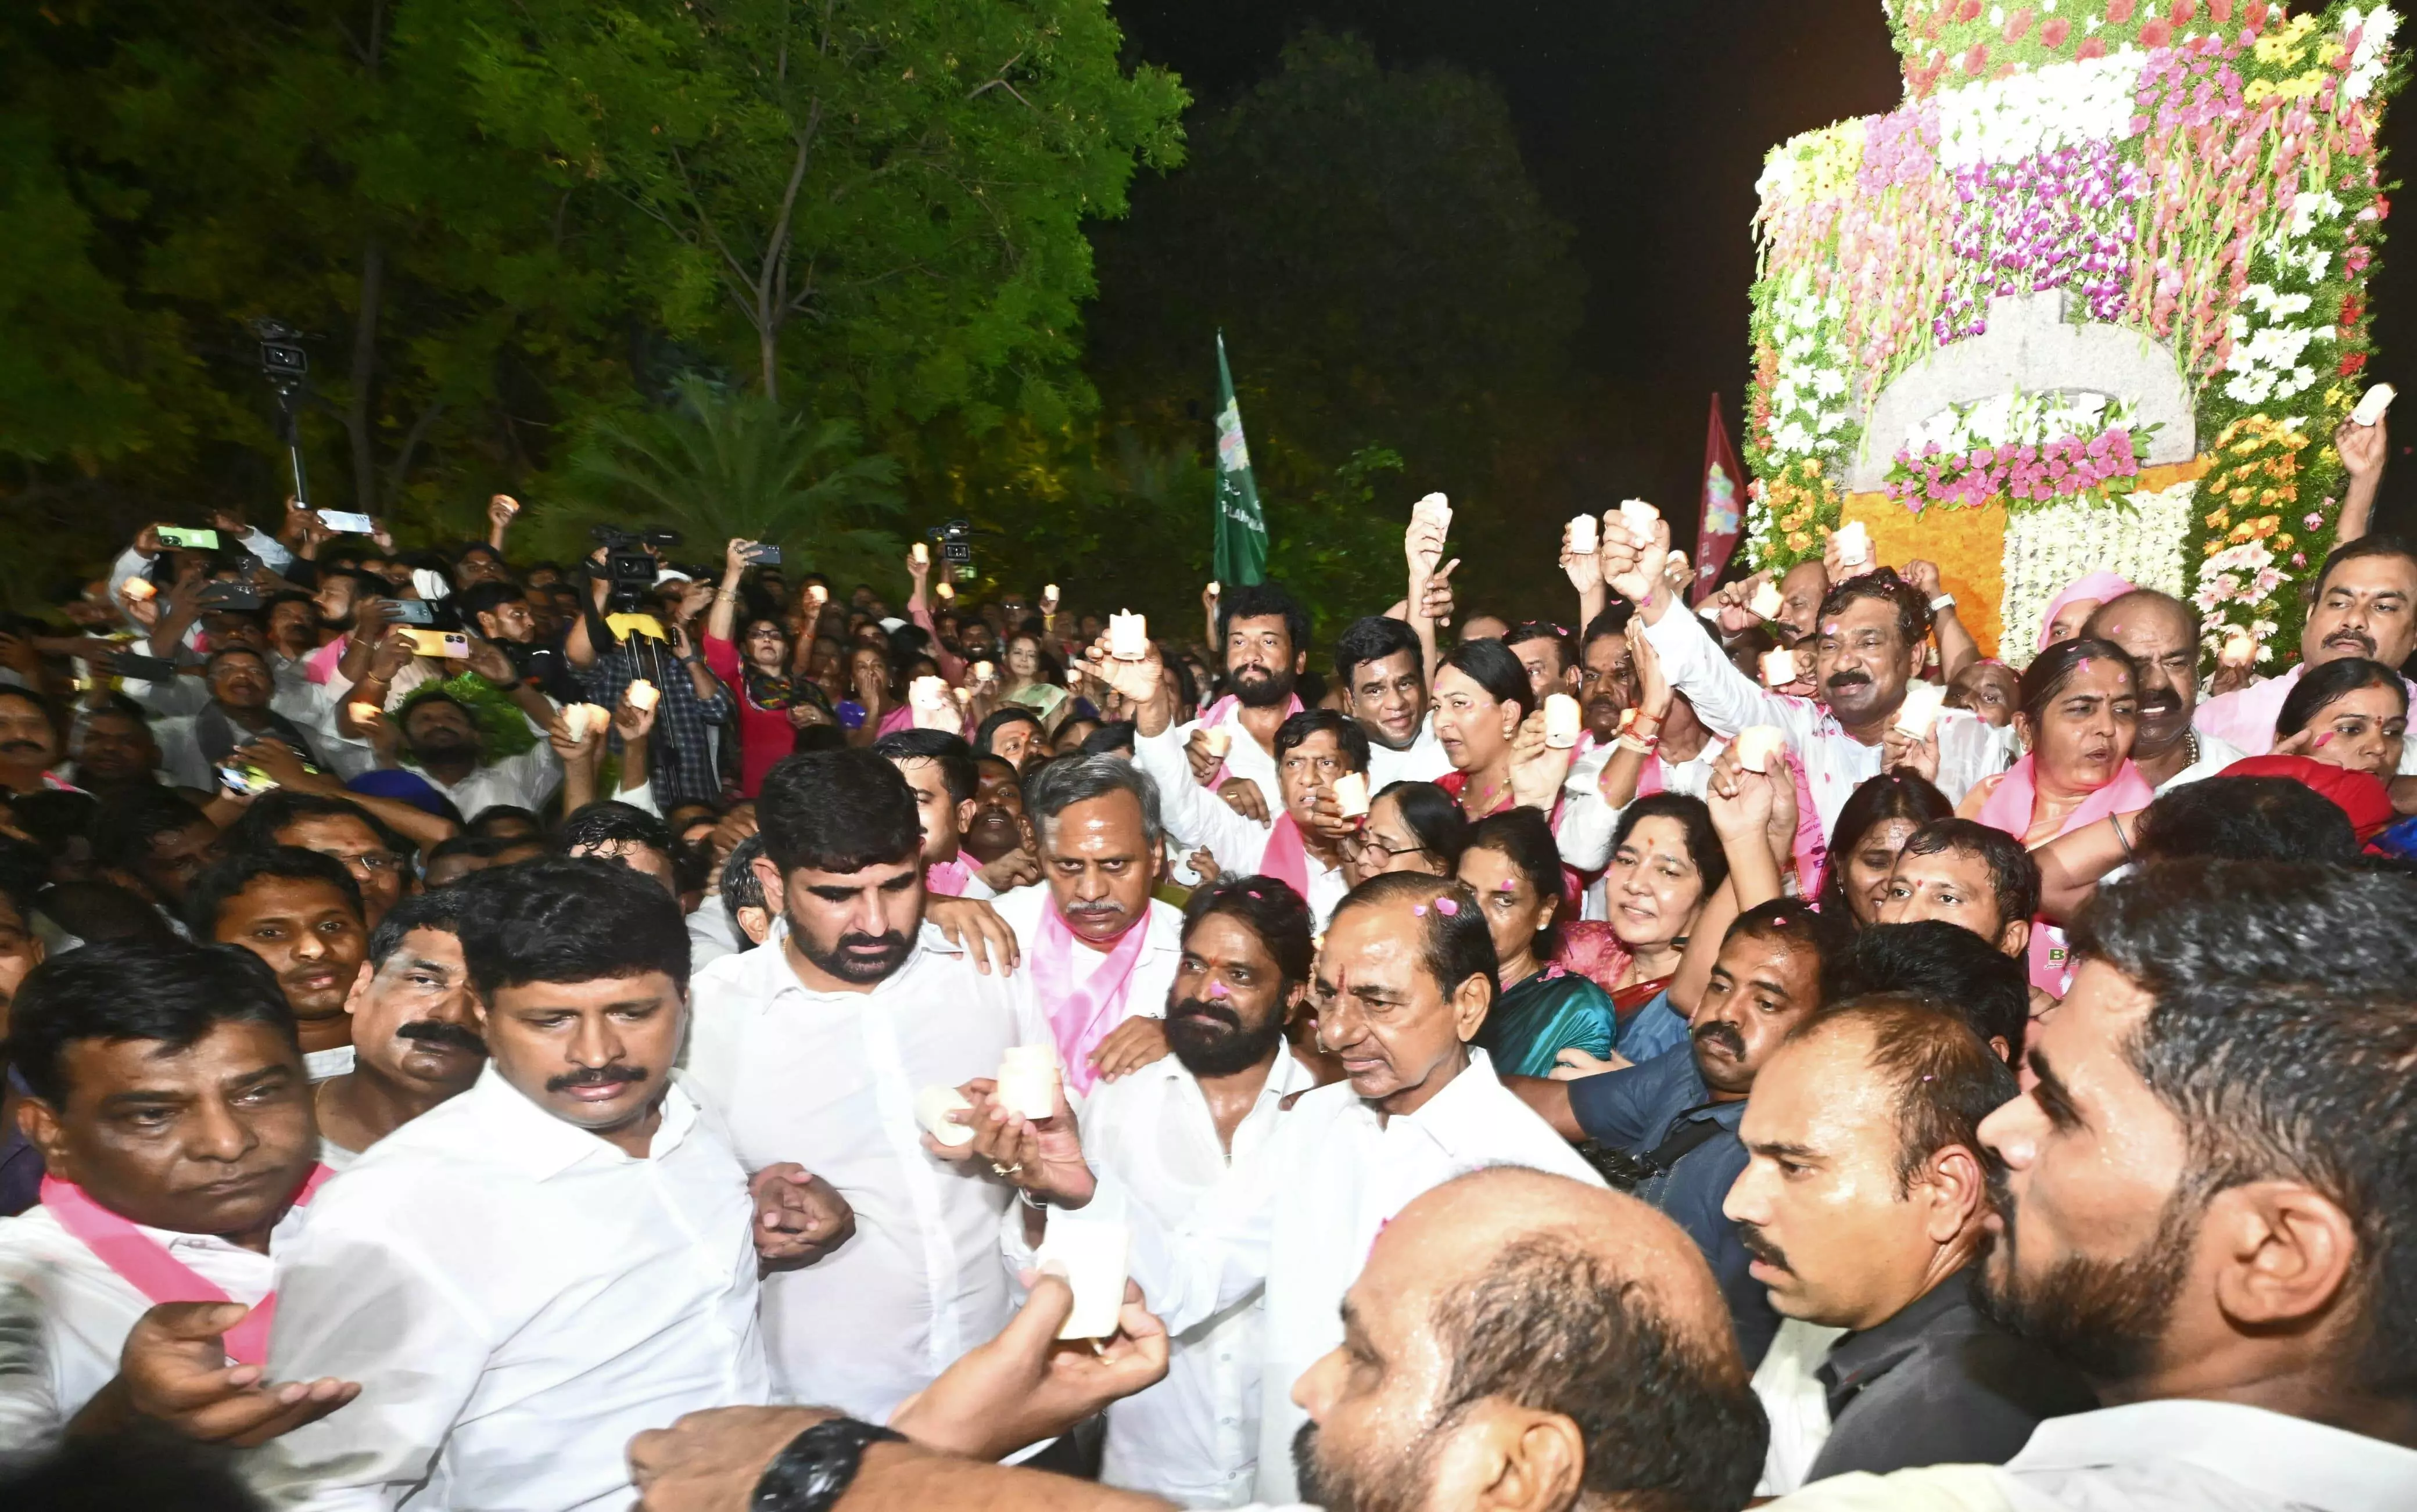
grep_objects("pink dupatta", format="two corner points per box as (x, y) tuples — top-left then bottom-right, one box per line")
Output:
(1978, 753), (2154, 994)
(1031, 902), (1151, 1095)
(1193, 692), (1305, 788)
(42, 1164), (335, 1365)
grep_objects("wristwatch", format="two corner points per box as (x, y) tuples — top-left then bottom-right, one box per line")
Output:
(752, 1418), (906, 1512)
(1928, 593), (1956, 612)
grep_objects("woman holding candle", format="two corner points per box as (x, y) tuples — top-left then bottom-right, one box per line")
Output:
(704, 538), (823, 797)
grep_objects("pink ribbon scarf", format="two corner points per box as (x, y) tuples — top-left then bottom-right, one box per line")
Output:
(1978, 753), (2154, 994)
(42, 1164), (335, 1365)
(1193, 692), (1305, 788)
(1031, 900), (1152, 1096)
(1258, 812), (1313, 901)
(924, 854), (974, 897)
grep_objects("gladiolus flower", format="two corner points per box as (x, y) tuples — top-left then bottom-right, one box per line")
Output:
(2108, 0), (2136, 21)
(2142, 20), (2174, 46)
(2042, 16), (2072, 45)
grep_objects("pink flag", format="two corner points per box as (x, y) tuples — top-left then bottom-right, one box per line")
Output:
(1694, 394), (1746, 604)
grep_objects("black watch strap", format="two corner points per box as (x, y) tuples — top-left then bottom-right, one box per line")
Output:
(751, 1418), (907, 1512)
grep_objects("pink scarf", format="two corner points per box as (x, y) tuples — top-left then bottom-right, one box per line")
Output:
(1978, 753), (2155, 994)
(1194, 692), (1304, 788)
(1258, 812), (1313, 900)
(2036, 572), (2138, 652)
(926, 854), (974, 897)
(42, 1164), (335, 1364)
(1031, 901), (1151, 1095)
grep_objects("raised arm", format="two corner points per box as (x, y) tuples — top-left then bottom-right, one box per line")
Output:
(1905, 559), (1978, 684)
(2336, 411), (2387, 545)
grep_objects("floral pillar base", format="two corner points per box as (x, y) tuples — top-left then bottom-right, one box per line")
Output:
(1839, 494), (2009, 656)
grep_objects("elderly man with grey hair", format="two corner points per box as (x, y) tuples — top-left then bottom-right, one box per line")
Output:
(985, 753), (1190, 1091)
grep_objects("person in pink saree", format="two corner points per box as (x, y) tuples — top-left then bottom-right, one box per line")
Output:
(1959, 638), (2151, 996)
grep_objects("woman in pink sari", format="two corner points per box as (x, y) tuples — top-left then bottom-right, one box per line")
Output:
(1959, 637), (2150, 995)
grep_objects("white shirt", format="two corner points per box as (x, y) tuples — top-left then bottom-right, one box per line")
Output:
(985, 883), (1184, 1056)
(1640, 606), (2013, 837)
(410, 730), (562, 825)
(1075, 1050), (1319, 1506)
(2196, 663), (2417, 775)
(1106, 1048), (1606, 1503)
(1174, 703), (1286, 817)
(248, 1068), (766, 1512)
(1365, 714), (1453, 791)
(687, 892), (743, 974)
(2152, 728), (2246, 795)
(1766, 1399), (2417, 1511)
(684, 925), (1054, 1421)
(1752, 1317), (1848, 1497)
(1132, 726), (1351, 928)
(303, 1046), (356, 1082)
(0, 1200), (300, 1451)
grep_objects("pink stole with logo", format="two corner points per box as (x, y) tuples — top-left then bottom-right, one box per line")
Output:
(1978, 753), (2154, 995)
(42, 1164), (335, 1364)
(1031, 902), (1151, 1096)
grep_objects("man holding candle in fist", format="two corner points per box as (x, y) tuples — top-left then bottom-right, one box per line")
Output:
(1172, 582), (1313, 823)
(1597, 507), (2011, 839)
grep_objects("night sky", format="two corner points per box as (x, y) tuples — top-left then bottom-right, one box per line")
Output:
(1114, 0), (2417, 541)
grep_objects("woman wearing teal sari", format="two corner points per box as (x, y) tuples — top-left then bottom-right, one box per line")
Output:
(1459, 807), (1616, 1078)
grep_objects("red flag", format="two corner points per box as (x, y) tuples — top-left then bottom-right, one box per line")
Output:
(1693, 394), (1746, 604)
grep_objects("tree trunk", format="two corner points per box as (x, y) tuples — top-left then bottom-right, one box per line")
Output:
(759, 317), (779, 404)
(347, 235), (385, 512)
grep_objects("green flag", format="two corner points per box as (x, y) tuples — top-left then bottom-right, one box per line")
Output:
(1213, 331), (1268, 586)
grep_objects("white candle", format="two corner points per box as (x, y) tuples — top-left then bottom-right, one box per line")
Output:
(1833, 520), (1871, 568)
(1332, 771), (1370, 819)
(1566, 513), (1598, 554)
(1410, 493), (1454, 536)
(1895, 681), (1947, 739)
(348, 701), (382, 726)
(1618, 499), (1660, 548)
(995, 1045), (1059, 1120)
(915, 1086), (976, 1147)
(625, 679), (660, 713)
(2354, 383), (2397, 426)
(2219, 627), (2257, 667)
(910, 541), (929, 565)
(1543, 693), (1582, 749)
(1200, 727), (1232, 758)
(973, 660), (996, 684)
(1735, 726), (1787, 775)
(1749, 580), (1785, 620)
(1108, 609), (1149, 661)
(1760, 649), (1799, 688)
(1035, 1217), (1130, 1340)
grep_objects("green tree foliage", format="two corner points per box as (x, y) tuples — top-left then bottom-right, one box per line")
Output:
(536, 376), (905, 588)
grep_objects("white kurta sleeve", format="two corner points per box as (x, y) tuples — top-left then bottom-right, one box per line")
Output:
(1930, 709), (2014, 807)
(1133, 725), (1268, 878)
(0, 1272), (63, 1452)
(1100, 1112), (1291, 1338)
(1638, 607), (1801, 742)
(1555, 745), (1620, 871)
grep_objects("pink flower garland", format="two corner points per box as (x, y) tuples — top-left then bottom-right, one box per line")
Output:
(1887, 423), (2145, 513)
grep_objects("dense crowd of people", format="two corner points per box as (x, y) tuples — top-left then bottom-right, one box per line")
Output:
(0, 418), (2410, 1512)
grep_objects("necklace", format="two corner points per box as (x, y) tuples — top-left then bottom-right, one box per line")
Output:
(1460, 772), (1510, 815)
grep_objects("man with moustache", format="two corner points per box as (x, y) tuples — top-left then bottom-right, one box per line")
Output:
(1603, 519), (2010, 836)
(1504, 622), (1580, 709)
(63, 696), (168, 802)
(250, 859), (833, 1512)
(1027, 876), (1322, 1505)
(385, 674), (565, 825)
(188, 849), (370, 1083)
(1726, 998), (2092, 1494)
(687, 750), (1053, 1423)
(93, 787), (224, 915)
(1773, 861), (2417, 1510)
(2196, 535), (2417, 777)
(0, 940), (356, 1448)
(1174, 581), (1313, 822)
(985, 756), (1186, 1088)
(0, 686), (71, 798)
(310, 889), (486, 1170)
(960, 753), (1041, 874)
(1331, 616), (1452, 789)
(2081, 590), (2243, 792)
(148, 648), (327, 794)
(1577, 607), (1639, 746)
(1509, 899), (1837, 1366)
(959, 871), (1605, 1503)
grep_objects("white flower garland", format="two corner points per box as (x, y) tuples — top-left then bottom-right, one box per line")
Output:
(1937, 48), (2147, 166)
(1998, 477), (2196, 662)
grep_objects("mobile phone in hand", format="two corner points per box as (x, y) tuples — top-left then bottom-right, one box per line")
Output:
(318, 510), (377, 534)
(198, 583), (261, 612)
(401, 628), (472, 659)
(743, 544), (783, 566)
(109, 652), (181, 683)
(385, 599), (438, 626)
(157, 527), (221, 550)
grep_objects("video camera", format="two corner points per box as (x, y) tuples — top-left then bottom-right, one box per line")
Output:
(590, 525), (683, 614)
(928, 519), (974, 568)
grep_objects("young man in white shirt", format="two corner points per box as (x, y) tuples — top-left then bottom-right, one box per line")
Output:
(187, 849), (370, 1083)
(250, 857), (840, 1512)
(1773, 861), (2417, 1511)
(686, 749), (1055, 1423)
(983, 755), (1186, 1090)
(957, 870), (1608, 1504)
(1331, 615), (1453, 791)
(0, 939), (353, 1450)
(309, 889), (486, 1171)
(1047, 874), (1324, 1505)
(1169, 582), (1313, 820)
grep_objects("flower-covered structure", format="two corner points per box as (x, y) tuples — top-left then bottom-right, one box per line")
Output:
(1745, 1), (2401, 663)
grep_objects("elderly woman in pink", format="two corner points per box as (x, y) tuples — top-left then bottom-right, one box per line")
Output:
(1959, 637), (2152, 996)
(2035, 570), (2138, 654)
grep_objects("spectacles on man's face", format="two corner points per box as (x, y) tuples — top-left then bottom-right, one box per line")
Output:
(333, 850), (403, 878)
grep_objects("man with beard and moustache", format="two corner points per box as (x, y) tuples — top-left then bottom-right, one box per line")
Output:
(1174, 581), (1313, 824)
(92, 786), (223, 916)
(985, 756), (1186, 1087)
(0, 685), (71, 797)
(624, 1169), (1765, 1512)
(956, 871), (1604, 1503)
(1509, 899), (1837, 1366)
(188, 849), (370, 1082)
(1331, 616), (1452, 790)
(309, 888), (486, 1170)
(686, 749), (1053, 1423)
(388, 681), (563, 823)
(250, 859), (837, 1512)
(454, 580), (581, 703)
(1602, 517), (2011, 838)
(1021, 875), (1322, 1506)
(0, 939), (357, 1449)
(2196, 535), (2417, 779)
(1773, 861), (2417, 1511)
(2081, 591), (2243, 793)
(1724, 999), (2093, 1495)
(1577, 607), (1638, 746)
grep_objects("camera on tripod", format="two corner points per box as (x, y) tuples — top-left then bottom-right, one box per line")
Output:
(590, 525), (683, 614)
(928, 519), (974, 568)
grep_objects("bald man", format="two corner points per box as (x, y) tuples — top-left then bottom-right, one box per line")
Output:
(2081, 591), (2241, 792)
(626, 1168), (1769, 1512)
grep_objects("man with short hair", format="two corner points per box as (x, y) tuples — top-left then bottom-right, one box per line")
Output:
(1824, 920), (2032, 1066)
(556, 799), (680, 899)
(2194, 534), (2417, 775)
(687, 750), (1055, 1422)
(1053, 875), (1322, 1504)
(961, 753), (1038, 871)
(225, 791), (416, 929)
(187, 849), (369, 1081)
(250, 859), (815, 1511)
(970, 871), (1605, 1503)
(0, 940), (350, 1447)
(1174, 581), (1313, 818)
(149, 648), (327, 793)
(1877, 818), (2036, 961)
(92, 788), (221, 913)
(2081, 591), (2243, 792)
(310, 889), (485, 1170)
(1726, 998), (2093, 1494)
(873, 729), (1014, 899)
(389, 680), (563, 823)
(1513, 899), (1837, 1365)
(64, 696), (167, 800)
(985, 755), (1186, 1089)
(1504, 621), (1579, 707)
(1775, 860), (2417, 1509)
(0, 686), (71, 798)
(1331, 615), (1451, 788)
(1577, 606), (1638, 745)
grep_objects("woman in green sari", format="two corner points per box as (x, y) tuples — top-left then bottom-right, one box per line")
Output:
(1458, 807), (1615, 1079)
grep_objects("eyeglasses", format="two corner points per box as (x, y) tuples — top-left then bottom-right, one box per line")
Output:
(1354, 836), (1431, 865)
(335, 851), (403, 877)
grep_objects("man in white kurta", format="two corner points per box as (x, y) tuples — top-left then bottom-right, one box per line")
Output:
(1131, 713), (1359, 930)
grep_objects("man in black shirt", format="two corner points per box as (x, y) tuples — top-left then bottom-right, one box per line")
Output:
(1725, 994), (2094, 1488)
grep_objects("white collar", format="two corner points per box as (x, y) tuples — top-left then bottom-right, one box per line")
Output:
(458, 1062), (699, 1177)
(2010, 1399), (2417, 1512)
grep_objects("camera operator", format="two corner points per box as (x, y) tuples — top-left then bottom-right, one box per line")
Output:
(565, 532), (733, 810)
